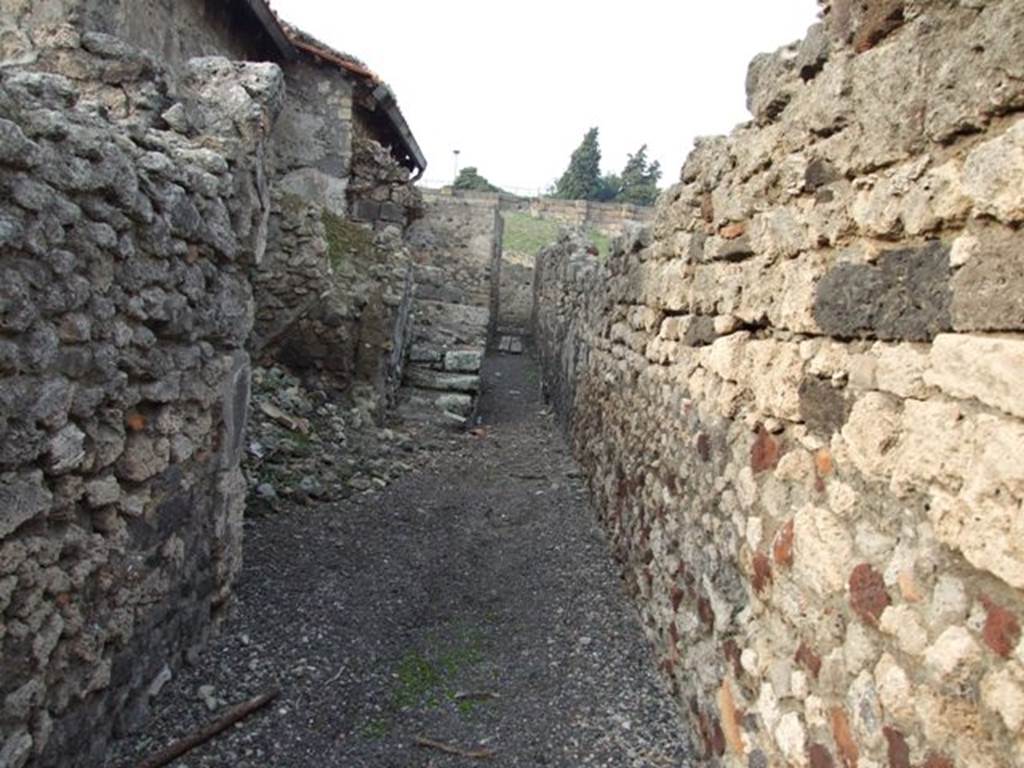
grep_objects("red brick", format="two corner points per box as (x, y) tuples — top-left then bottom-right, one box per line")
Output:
(718, 680), (744, 756)
(981, 598), (1021, 658)
(809, 743), (836, 768)
(698, 596), (715, 632)
(853, 0), (905, 53)
(697, 709), (720, 759)
(722, 639), (743, 678)
(710, 715), (726, 757)
(830, 707), (859, 768)
(125, 410), (146, 431)
(883, 727), (910, 768)
(751, 425), (782, 474)
(795, 641), (822, 678)
(670, 585), (685, 611)
(773, 519), (795, 568)
(720, 222), (746, 240)
(815, 448), (834, 477)
(849, 563), (890, 625)
(922, 753), (954, 768)
(752, 552), (773, 594)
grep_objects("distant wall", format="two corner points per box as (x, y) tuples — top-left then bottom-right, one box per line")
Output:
(421, 188), (655, 240)
(422, 187), (653, 336)
(524, 197), (655, 238)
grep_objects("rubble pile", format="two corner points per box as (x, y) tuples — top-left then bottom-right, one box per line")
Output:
(243, 366), (425, 511)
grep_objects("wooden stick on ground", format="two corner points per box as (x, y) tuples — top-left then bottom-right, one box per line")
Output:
(415, 735), (496, 760)
(452, 690), (500, 702)
(136, 688), (280, 768)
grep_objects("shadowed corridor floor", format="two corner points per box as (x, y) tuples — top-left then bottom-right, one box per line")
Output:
(110, 349), (693, 768)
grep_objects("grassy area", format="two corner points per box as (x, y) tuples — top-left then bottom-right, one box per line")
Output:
(502, 211), (561, 258)
(502, 211), (610, 260)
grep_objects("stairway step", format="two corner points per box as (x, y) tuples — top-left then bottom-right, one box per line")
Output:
(405, 366), (480, 393)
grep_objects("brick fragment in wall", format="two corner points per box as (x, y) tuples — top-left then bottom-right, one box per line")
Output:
(853, 0), (905, 53)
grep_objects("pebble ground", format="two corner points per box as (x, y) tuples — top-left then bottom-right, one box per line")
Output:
(108, 350), (694, 767)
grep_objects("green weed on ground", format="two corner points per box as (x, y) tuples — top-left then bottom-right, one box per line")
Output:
(360, 625), (491, 739)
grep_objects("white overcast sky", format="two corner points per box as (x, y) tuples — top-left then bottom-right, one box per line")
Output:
(270, 1), (820, 195)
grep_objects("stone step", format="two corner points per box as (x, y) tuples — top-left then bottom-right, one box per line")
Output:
(444, 349), (484, 373)
(408, 344), (443, 364)
(396, 386), (475, 427)
(498, 335), (524, 354)
(404, 366), (480, 393)
(407, 345), (484, 374)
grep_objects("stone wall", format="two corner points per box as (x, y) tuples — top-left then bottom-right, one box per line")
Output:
(424, 188), (655, 239)
(249, 41), (421, 411)
(0, 29), (280, 768)
(272, 58), (354, 217)
(0, 0), (278, 75)
(534, 2), (1024, 766)
(406, 189), (504, 356)
(525, 196), (655, 238)
(348, 136), (423, 231)
(252, 190), (416, 411)
(497, 253), (535, 334)
(422, 188), (654, 338)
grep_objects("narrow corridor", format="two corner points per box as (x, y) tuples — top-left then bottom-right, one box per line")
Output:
(111, 349), (692, 767)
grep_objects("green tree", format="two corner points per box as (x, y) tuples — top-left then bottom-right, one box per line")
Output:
(453, 166), (502, 193)
(554, 127), (602, 201)
(595, 173), (622, 202)
(617, 144), (662, 206)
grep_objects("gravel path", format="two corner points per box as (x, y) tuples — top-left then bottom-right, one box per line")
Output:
(109, 350), (694, 767)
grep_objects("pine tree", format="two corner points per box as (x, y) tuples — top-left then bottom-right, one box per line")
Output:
(595, 174), (623, 202)
(554, 128), (602, 201)
(618, 144), (662, 206)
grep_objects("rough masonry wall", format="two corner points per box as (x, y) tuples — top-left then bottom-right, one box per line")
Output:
(253, 190), (416, 410)
(0, 28), (281, 768)
(497, 251), (535, 334)
(406, 190), (503, 349)
(398, 190), (503, 424)
(0, 0), (273, 75)
(534, 2), (1024, 766)
(348, 136), (423, 231)
(256, 59), (420, 410)
(272, 60), (354, 217)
